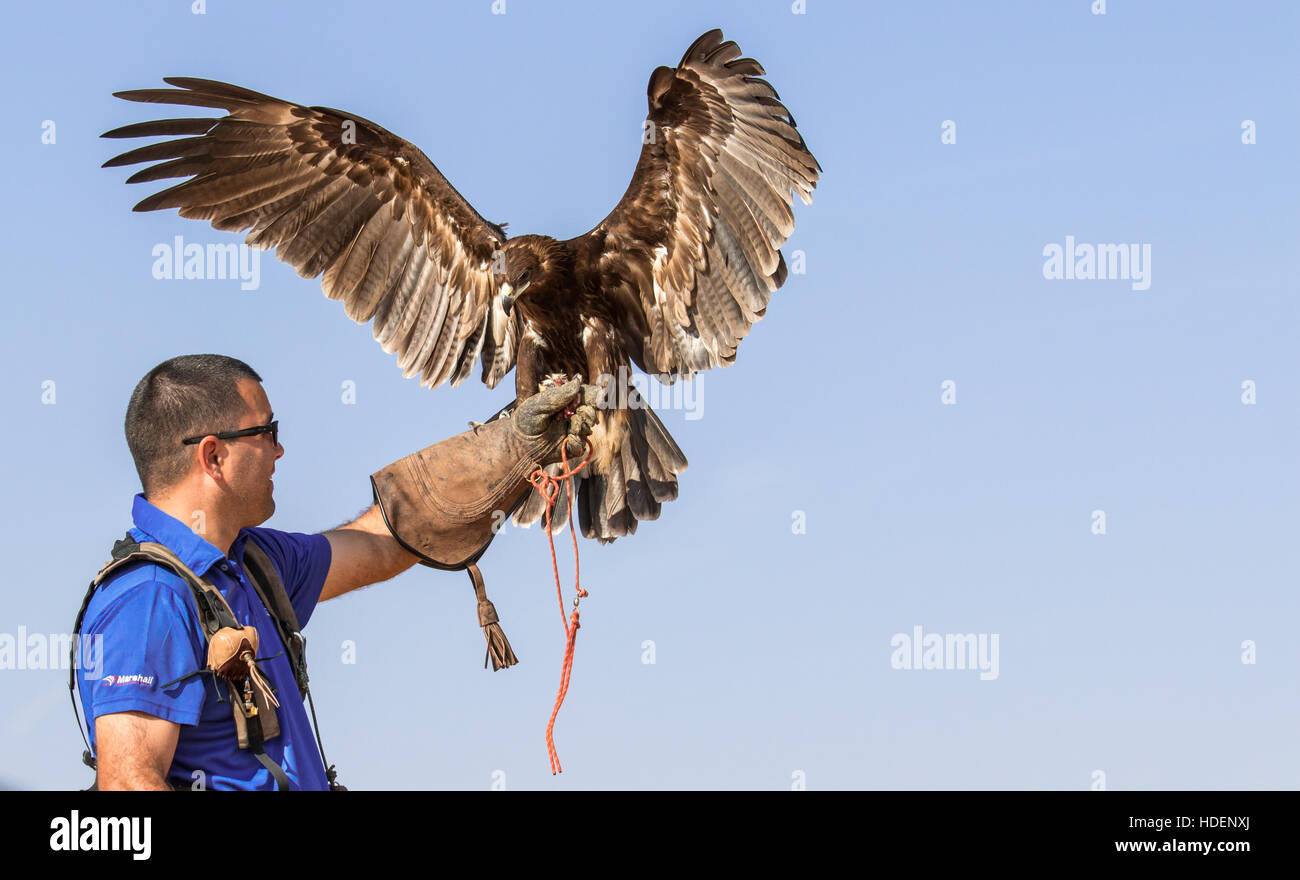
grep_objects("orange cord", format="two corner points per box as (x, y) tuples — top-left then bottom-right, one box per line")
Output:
(528, 437), (593, 775)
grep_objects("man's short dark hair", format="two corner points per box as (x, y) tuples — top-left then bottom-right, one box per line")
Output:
(125, 354), (263, 496)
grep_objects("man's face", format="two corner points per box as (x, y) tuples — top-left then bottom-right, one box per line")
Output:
(225, 377), (283, 526)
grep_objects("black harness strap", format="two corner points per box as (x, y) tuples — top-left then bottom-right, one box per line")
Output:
(69, 557), (114, 770)
(240, 536), (340, 789)
(240, 695), (291, 792)
(240, 539), (307, 696)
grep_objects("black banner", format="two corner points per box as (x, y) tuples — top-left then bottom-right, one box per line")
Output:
(3, 791), (1277, 863)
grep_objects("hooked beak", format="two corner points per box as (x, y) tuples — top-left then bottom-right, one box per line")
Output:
(499, 281), (529, 315)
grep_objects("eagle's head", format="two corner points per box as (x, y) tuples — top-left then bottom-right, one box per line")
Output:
(498, 235), (566, 315)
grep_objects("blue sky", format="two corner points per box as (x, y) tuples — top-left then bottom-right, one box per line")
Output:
(1, 0), (1296, 789)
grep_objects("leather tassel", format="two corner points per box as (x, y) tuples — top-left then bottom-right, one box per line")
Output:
(208, 626), (279, 708)
(469, 564), (518, 670)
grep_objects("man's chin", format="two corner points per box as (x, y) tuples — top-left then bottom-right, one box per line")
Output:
(249, 495), (275, 527)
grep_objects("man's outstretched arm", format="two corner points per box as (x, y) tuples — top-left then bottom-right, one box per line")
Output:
(319, 505), (419, 601)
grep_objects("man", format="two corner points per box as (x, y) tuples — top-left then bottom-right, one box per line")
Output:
(77, 353), (598, 790)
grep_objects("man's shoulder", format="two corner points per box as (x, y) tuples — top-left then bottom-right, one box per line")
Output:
(239, 526), (332, 582)
(238, 527), (331, 628)
(84, 555), (198, 633)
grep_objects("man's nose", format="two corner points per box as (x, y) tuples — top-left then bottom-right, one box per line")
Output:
(274, 440), (284, 459)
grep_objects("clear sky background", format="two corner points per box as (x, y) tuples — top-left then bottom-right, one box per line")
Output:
(1, 0), (1296, 790)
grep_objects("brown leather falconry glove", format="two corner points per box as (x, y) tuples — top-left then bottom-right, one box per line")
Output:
(370, 376), (600, 670)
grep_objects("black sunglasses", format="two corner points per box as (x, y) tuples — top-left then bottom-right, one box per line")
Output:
(181, 418), (278, 447)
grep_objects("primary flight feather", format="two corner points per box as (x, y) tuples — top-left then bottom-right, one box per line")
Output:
(103, 28), (820, 542)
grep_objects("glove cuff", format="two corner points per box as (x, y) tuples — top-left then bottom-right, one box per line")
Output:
(371, 416), (544, 570)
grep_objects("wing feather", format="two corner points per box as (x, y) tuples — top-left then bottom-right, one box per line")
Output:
(103, 79), (507, 390)
(576, 30), (819, 379)
(480, 295), (520, 389)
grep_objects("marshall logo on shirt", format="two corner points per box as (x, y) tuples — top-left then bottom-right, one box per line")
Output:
(100, 673), (155, 687)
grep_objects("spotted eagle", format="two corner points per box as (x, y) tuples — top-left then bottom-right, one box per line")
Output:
(102, 28), (820, 542)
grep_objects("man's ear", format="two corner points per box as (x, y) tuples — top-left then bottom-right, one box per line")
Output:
(198, 437), (224, 479)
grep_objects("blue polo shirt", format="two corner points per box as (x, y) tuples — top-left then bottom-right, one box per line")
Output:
(77, 493), (333, 790)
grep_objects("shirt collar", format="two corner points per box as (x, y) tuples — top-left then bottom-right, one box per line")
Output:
(131, 492), (235, 577)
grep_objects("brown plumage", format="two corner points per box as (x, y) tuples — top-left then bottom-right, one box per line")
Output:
(102, 29), (820, 542)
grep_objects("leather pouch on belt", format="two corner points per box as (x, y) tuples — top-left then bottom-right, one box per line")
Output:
(370, 415), (553, 670)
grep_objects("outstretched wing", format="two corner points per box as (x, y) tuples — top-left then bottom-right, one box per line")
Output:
(103, 78), (515, 390)
(581, 29), (821, 379)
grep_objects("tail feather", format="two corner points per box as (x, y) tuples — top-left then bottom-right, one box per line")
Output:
(578, 471), (603, 540)
(622, 428), (661, 523)
(638, 402), (685, 503)
(511, 462), (571, 534)
(578, 470), (631, 543)
(577, 400), (688, 543)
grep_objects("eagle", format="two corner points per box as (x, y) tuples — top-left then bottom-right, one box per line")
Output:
(102, 28), (820, 542)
